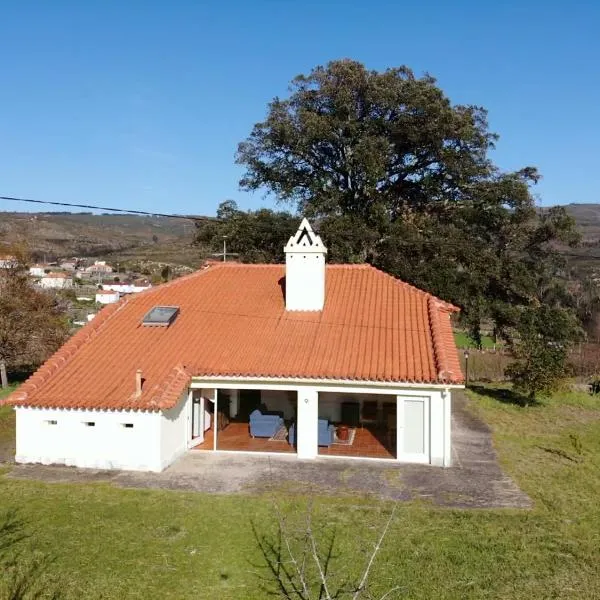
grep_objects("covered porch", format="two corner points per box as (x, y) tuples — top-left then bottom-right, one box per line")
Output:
(188, 385), (409, 461)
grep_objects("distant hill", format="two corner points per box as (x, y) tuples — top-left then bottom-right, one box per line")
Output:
(560, 204), (600, 277)
(563, 204), (600, 241)
(2, 205), (600, 274)
(0, 212), (208, 268)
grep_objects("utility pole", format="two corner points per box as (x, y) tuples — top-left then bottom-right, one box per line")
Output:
(223, 236), (228, 263)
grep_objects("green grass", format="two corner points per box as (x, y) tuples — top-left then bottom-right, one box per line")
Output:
(1, 386), (600, 598)
(454, 331), (498, 349)
(0, 385), (17, 454)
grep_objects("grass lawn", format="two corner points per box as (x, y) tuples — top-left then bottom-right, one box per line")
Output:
(1, 385), (600, 598)
(454, 331), (498, 349)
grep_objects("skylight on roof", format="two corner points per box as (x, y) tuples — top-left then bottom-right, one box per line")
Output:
(142, 306), (179, 327)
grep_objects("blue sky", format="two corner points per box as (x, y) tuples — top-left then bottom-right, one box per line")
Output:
(0, 1), (599, 216)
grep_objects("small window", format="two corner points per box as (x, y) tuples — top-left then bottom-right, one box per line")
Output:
(83, 421), (96, 427)
(122, 423), (134, 429)
(45, 419), (57, 426)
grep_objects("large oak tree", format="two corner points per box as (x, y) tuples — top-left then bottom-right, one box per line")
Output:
(235, 59), (580, 353)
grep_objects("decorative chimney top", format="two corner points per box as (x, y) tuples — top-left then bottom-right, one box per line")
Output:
(284, 218), (327, 311)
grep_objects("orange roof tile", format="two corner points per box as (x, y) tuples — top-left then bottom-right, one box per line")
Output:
(4, 264), (463, 411)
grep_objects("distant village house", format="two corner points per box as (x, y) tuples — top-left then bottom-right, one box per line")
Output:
(39, 272), (73, 289)
(29, 264), (49, 277)
(0, 254), (18, 269)
(95, 289), (120, 304)
(101, 278), (151, 294)
(83, 261), (114, 275)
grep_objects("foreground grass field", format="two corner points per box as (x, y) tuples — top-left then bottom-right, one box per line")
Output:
(1, 385), (600, 599)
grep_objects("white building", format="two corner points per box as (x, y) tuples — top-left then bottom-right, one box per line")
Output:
(101, 281), (151, 294)
(39, 272), (73, 289)
(29, 264), (48, 277)
(95, 290), (120, 304)
(59, 261), (77, 271)
(3, 219), (464, 473)
(0, 255), (18, 269)
(83, 261), (114, 275)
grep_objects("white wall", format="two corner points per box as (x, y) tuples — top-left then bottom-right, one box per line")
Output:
(15, 407), (163, 471)
(159, 391), (189, 470)
(96, 292), (120, 304)
(102, 284), (151, 294)
(40, 277), (73, 289)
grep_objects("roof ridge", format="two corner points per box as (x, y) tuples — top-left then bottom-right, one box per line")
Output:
(3, 299), (130, 406)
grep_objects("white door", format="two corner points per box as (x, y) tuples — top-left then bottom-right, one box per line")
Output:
(190, 395), (204, 445)
(397, 395), (430, 464)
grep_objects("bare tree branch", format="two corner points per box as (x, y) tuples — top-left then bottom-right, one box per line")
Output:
(352, 505), (397, 600)
(308, 511), (333, 600)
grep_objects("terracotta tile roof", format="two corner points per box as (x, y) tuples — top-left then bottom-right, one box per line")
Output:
(4, 264), (463, 411)
(45, 272), (69, 278)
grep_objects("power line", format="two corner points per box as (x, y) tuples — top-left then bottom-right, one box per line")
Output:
(0, 195), (215, 223)
(2, 193), (600, 261)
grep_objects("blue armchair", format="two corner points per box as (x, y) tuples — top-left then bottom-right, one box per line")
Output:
(249, 409), (284, 438)
(288, 419), (335, 447)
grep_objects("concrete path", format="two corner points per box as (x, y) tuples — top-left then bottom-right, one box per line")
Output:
(3, 392), (530, 509)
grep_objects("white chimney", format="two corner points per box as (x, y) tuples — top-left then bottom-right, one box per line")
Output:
(284, 218), (327, 311)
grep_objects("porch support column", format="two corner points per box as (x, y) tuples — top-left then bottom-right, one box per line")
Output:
(442, 389), (452, 467)
(296, 387), (318, 459)
(213, 389), (218, 451)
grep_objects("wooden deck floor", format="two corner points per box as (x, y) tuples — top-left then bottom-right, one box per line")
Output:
(193, 422), (395, 459)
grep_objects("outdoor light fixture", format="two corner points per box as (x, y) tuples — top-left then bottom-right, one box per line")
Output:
(464, 350), (470, 387)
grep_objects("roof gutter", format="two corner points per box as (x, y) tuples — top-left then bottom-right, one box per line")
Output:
(190, 375), (464, 391)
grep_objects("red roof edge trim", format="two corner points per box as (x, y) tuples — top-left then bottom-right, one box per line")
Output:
(1, 300), (129, 407)
(428, 296), (460, 383)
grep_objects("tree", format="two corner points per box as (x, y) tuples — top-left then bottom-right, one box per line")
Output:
(0, 257), (69, 379)
(194, 201), (298, 263)
(253, 498), (399, 599)
(505, 305), (582, 404)
(236, 59), (581, 345)
(160, 265), (171, 282)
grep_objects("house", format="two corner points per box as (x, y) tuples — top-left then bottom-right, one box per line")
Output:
(95, 289), (120, 304)
(39, 272), (73, 289)
(101, 280), (152, 294)
(0, 254), (18, 269)
(83, 261), (114, 275)
(3, 219), (463, 473)
(59, 261), (77, 271)
(29, 264), (49, 277)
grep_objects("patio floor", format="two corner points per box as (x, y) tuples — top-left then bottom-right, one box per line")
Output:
(193, 421), (395, 459)
(194, 422), (295, 454)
